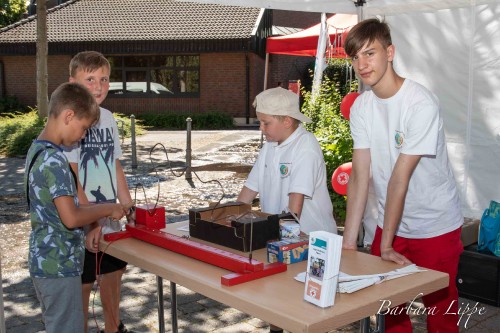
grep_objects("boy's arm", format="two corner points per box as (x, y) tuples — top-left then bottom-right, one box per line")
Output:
(288, 192), (304, 217)
(54, 196), (126, 229)
(342, 149), (371, 250)
(379, 153), (420, 265)
(115, 160), (134, 218)
(69, 162), (91, 206)
(69, 162), (100, 252)
(237, 186), (258, 204)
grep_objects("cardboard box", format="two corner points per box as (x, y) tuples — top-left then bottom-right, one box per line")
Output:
(280, 219), (301, 238)
(189, 203), (286, 252)
(267, 236), (309, 264)
(461, 218), (479, 247)
(457, 244), (500, 307)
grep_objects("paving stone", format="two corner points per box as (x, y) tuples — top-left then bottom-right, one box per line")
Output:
(2, 130), (499, 333)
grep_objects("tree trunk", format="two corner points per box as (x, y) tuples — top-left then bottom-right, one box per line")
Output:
(36, 0), (48, 118)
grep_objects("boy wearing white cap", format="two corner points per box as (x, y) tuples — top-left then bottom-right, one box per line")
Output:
(237, 87), (337, 236)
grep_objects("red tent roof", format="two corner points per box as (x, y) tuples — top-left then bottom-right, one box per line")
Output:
(266, 13), (358, 58)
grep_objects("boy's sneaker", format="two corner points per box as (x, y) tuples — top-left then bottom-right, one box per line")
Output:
(118, 321), (135, 333)
(100, 321), (135, 333)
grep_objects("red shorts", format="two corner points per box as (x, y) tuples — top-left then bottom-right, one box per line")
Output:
(371, 227), (463, 333)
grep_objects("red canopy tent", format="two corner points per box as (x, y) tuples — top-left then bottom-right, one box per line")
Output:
(263, 13), (358, 90)
(266, 13), (358, 58)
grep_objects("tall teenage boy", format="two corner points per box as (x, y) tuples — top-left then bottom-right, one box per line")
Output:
(342, 18), (463, 333)
(65, 51), (135, 333)
(25, 82), (126, 333)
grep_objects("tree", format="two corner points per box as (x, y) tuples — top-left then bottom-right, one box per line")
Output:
(0, 0), (26, 28)
(36, 0), (48, 118)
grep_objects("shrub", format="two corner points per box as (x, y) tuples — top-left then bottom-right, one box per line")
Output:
(137, 112), (234, 130)
(0, 95), (29, 116)
(0, 111), (146, 157)
(114, 113), (146, 140)
(302, 58), (357, 96)
(301, 60), (357, 224)
(0, 110), (45, 157)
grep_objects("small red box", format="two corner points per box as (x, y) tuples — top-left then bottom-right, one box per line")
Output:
(135, 204), (166, 230)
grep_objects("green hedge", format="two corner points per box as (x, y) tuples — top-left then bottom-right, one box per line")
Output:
(136, 112), (234, 130)
(0, 95), (29, 117)
(0, 111), (146, 157)
(114, 113), (146, 138)
(0, 110), (45, 157)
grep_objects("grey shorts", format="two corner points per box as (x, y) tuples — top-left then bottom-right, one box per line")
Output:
(32, 276), (84, 333)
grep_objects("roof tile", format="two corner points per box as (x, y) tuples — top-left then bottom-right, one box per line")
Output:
(0, 0), (261, 43)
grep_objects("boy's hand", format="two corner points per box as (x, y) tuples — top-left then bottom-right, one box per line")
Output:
(85, 226), (102, 253)
(342, 240), (358, 250)
(125, 206), (136, 224)
(110, 204), (127, 221)
(380, 247), (412, 265)
(121, 201), (136, 224)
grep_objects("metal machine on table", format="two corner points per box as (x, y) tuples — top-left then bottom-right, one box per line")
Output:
(104, 203), (289, 286)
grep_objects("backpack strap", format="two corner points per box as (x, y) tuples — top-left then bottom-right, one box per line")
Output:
(26, 146), (78, 209)
(26, 149), (46, 208)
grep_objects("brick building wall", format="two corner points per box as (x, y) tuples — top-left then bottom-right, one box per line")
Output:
(200, 53), (246, 117)
(0, 10), (323, 123)
(0, 52), (265, 123)
(0, 55), (71, 107)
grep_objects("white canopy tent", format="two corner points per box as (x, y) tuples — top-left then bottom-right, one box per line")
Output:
(179, 0), (500, 218)
(180, 0), (497, 15)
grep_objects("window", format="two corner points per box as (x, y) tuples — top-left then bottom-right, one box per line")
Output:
(107, 55), (200, 97)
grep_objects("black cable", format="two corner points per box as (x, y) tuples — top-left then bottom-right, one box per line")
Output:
(147, 142), (226, 216)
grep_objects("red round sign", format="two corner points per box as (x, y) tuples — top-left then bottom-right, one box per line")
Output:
(340, 92), (360, 120)
(331, 162), (352, 195)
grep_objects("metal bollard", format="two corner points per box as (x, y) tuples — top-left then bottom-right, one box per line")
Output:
(130, 115), (138, 170)
(185, 118), (192, 180)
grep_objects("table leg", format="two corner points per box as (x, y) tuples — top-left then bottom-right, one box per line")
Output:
(170, 281), (178, 333)
(360, 317), (370, 333)
(359, 314), (385, 333)
(375, 313), (385, 333)
(156, 276), (165, 333)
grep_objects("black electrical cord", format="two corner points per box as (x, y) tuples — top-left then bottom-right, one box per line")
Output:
(147, 142), (226, 216)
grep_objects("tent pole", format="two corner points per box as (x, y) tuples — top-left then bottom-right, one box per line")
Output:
(356, 2), (365, 93)
(354, 0), (366, 250)
(263, 52), (269, 90)
(260, 53), (270, 146)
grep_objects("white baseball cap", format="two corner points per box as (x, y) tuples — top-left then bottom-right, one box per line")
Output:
(253, 87), (312, 123)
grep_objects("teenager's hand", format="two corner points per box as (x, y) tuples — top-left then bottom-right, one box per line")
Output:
(380, 247), (412, 265)
(342, 239), (358, 250)
(85, 226), (102, 253)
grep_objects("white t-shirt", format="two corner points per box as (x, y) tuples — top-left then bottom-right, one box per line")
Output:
(245, 125), (337, 235)
(64, 107), (123, 234)
(350, 79), (463, 239)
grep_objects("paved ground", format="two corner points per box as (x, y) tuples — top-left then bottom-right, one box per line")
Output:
(1, 129), (499, 333)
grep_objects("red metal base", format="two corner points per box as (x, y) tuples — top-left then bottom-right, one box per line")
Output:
(126, 223), (265, 273)
(103, 221), (287, 286)
(103, 230), (132, 242)
(135, 204), (166, 230)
